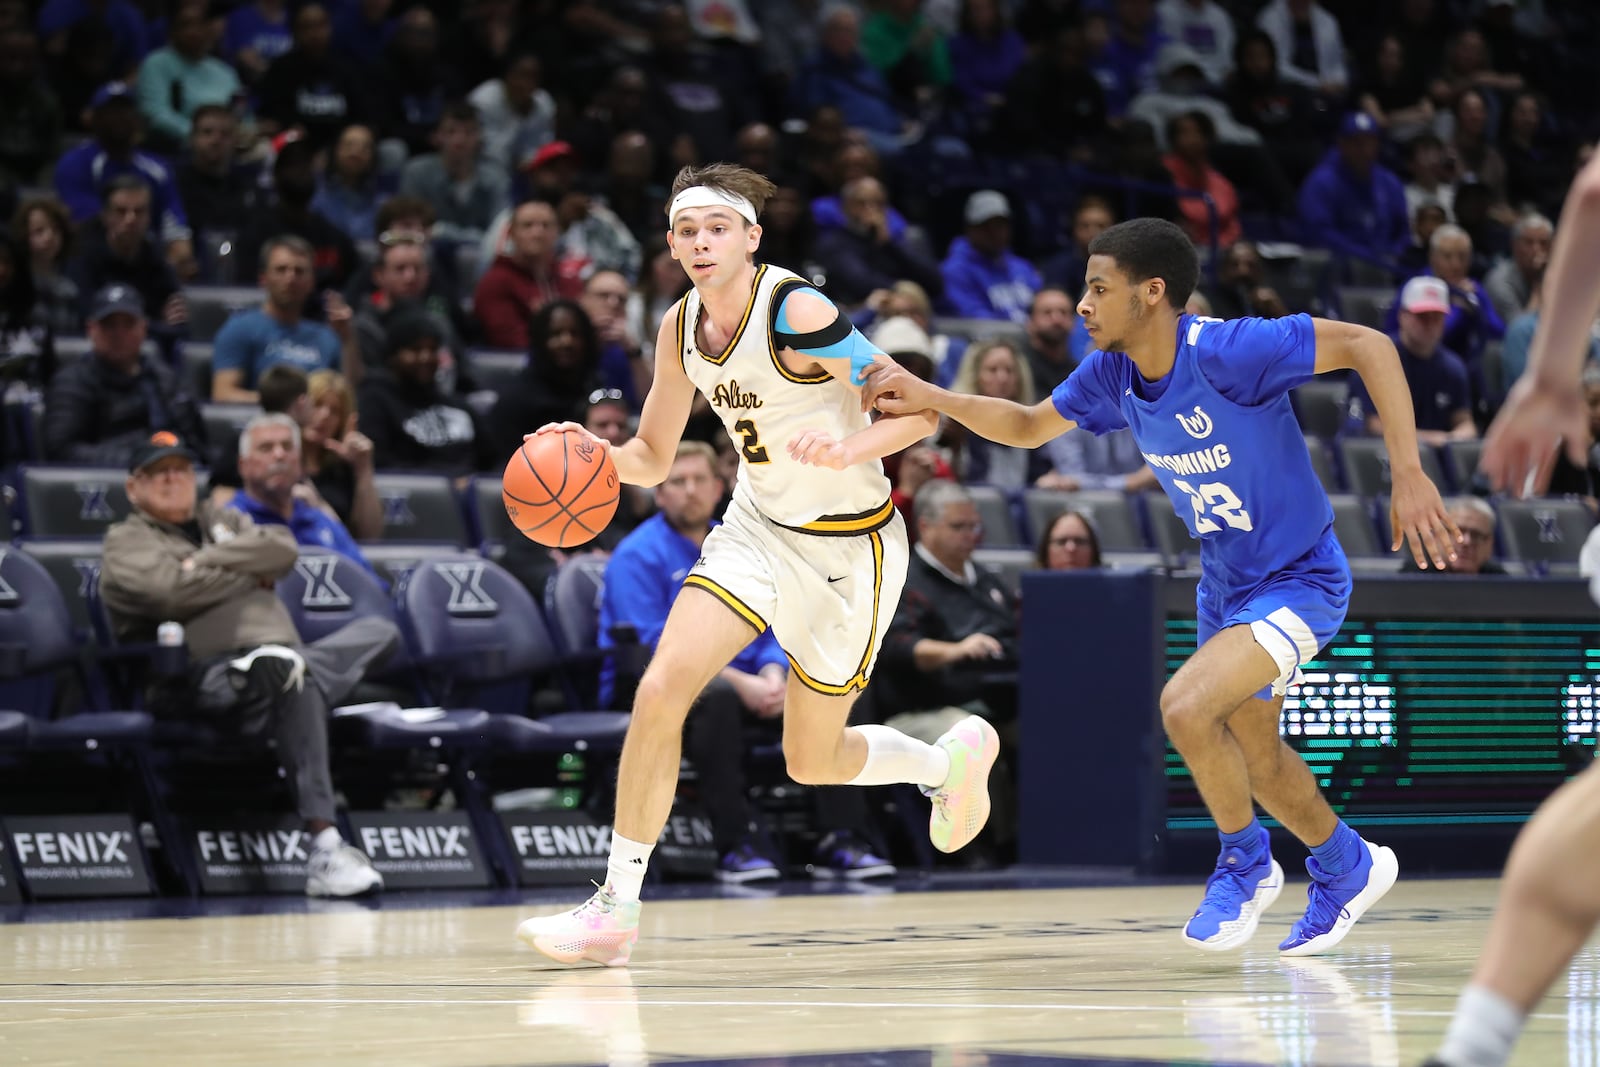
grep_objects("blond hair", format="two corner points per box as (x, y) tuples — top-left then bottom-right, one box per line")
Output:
(304, 370), (355, 469)
(675, 440), (718, 469)
(951, 338), (1035, 404)
(667, 163), (777, 222)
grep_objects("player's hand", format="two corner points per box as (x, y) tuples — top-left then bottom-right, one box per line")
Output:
(953, 633), (1004, 663)
(1481, 375), (1589, 497)
(1389, 465), (1462, 570)
(787, 429), (850, 470)
(526, 422), (608, 453)
(858, 360), (937, 415)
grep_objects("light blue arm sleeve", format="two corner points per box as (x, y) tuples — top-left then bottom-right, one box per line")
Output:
(775, 287), (886, 386)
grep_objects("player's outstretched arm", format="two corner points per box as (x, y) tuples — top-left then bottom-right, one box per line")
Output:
(1482, 155), (1600, 495)
(529, 305), (695, 488)
(1312, 318), (1461, 568)
(858, 360), (1073, 449)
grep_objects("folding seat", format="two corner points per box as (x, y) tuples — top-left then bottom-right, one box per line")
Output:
(371, 472), (470, 544)
(1497, 499), (1595, 567)
(1022, 488), (1145, 552)
(965, 484), (1021, 548)
(18, 466), (130, 537)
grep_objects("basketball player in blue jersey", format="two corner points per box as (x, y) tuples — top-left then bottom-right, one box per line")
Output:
(862, 217), (1461, 956)
(515, 163), (1001, 967)
(1422, 155), (1600, 1067)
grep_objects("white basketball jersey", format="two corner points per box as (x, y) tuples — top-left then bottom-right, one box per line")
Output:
(677, 264), (893, 532)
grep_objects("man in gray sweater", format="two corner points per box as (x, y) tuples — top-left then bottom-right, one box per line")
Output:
(99, 433), (400, 897)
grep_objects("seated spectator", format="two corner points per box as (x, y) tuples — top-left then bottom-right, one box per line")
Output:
(862, 0), (951, 113)
(1156, 0), (1234, 87)
(1036, 510), (1104, 571)
(1387, 224), (1506, 382)
(1254, 0), (1346, 98)
(580, 269), (647, 409)
(1017, 287), (1082, 394)
(100, 433), (395, 898)
(255, 2), (370, 152)
(1499, 294), (1600, 400)
(0, 231), (53, 379)
(792, 5), (913, 158)
(488, 300), (608, 458)
(1352, 33), (1434, 145)
(1222, 29), (1323, 186)
(67, 177), (188, 348)
(470, 51), (555, 172)
(510, 139), (642, 282)
(1403, 134), (1455, 226)
(1484, 214), (1552, 325)
(946, 339), (1050, 490)
(311, 124), (391, 244)
(597, 130), (664, 252)
(1205, 241), (1290, 320)
(352, 231), (472, 377)
(1130, 44), (1269, 161)
(1001, 24), (1108, 157)
(175, 106), (261, 282)
(341, 196), (442, 306)
(1502, 92), (1566, 222)
(873, 480), (1016, 862)
(357, 312), (492, 477)
(629, 246), (692, 362)
(1400, 497), (1503, 575)
(43, 284), (204, 464)
(13, 196), (80, 338)
(473, 199), (585, 349)
(1038, 424), (1160, 494)
(301, 370), (380, 539)
(1297, 112), (1409, 273)
(1399, 202), (1448, 278)
(372, 7), (458, 160)
(812, 176), (943, 308)
(399, 102), (509, 246)
(52, 81), (193, 264)
(1349, 276), (1476, 445)
(212, 236), (357, 404)
(135, 2), (243, 155)
(599, 441), (892, 880)
(1161, 110), (1242, 248)
(1091, 0), (1169, 118)
(1041, 196), (1116, 297)
(222, 0), (292, 85)
(753, 184), (816, 270)
(228, 412), (376, 576)
(636, 5), (753, 164)
(948, 0), (1026, 136)
(1444, 89), (1509, 210)
(940, 191), (1040, 324)
(0, 27), (62, 190)
(237, 132), (360, 297)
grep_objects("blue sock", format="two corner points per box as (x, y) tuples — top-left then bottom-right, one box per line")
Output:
(1218, 818), (1266, 860)
(1309, 821), (1363, 877)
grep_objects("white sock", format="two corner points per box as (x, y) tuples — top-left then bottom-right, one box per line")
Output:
(845, 724), (950, 789)
(311, 826), (342, 853)
(1436, 985), (1526, 1067)
(604, 832), (654, 903)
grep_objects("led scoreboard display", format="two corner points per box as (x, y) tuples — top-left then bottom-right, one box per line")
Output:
(1163, 616), (1600, 830)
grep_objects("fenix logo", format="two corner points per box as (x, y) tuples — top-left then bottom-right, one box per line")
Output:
(13, 830), (131, 865)
(359, 825), (470, 859)
(511, 823), (611, 857)
(196, 829), (309, 864)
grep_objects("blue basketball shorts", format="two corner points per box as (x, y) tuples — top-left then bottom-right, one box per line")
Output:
(1195, 530), (1352, 700)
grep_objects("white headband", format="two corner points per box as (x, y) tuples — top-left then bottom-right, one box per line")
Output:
(668, 186), (758, 227)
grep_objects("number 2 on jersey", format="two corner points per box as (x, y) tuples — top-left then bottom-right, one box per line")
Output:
(1172, 479), (1254, 533)
(734, 418), (770, 464)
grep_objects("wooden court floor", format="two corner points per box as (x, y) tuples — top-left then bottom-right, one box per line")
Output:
(1, 877), (1594, 1067)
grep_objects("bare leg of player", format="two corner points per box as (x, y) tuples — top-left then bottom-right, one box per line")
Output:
(516, 587), (757, 966)
(1427, 761), (1600, 1067)
(1164, 626), (1397, 954)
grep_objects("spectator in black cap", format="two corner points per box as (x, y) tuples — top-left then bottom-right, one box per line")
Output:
(42, 282), (206, 466)
(356, 311), (492, 478)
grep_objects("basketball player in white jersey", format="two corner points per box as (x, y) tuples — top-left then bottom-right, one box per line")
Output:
(1422, 155), (1600, 1067)
(515, 163), (1001, 967)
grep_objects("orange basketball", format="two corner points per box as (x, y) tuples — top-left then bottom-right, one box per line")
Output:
(502, 430), (620, 548)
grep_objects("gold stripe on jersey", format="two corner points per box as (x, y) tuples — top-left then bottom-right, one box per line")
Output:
(682, 574), (768, 634)
(695, 264), (768, 366)
(767, 277), (833, 385)
(773, 498), (895, 537)
(673, 296), (689, 373)
(785, 530), (887, 696)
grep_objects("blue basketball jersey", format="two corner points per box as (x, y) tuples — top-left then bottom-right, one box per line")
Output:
(1051, 313), (1335, 592)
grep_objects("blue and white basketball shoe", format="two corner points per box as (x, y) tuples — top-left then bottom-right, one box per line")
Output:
(1278, 837), (1398, 956)
(1182, 831), (1284, 951)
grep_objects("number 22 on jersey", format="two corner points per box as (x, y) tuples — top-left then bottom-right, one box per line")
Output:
(1173, 479), (1254, 533)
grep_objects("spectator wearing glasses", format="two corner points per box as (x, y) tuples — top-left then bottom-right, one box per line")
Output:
(1401, 497), (1502, 575)
(580, 268), (647, 410)
(1036, 510), (1104, 571)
